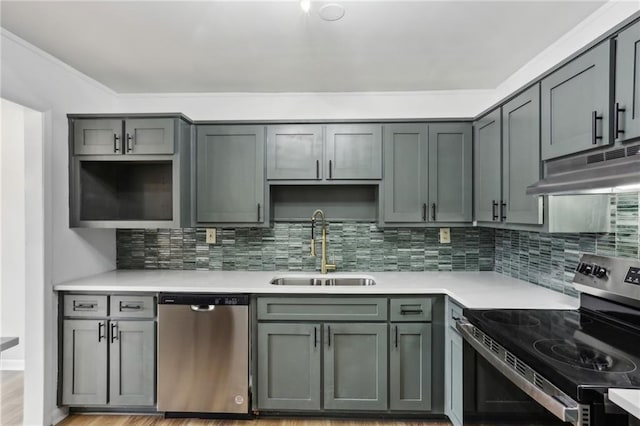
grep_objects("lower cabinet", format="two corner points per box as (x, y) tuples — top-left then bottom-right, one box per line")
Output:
(390, 323), (432, 411)
(61, 293), (156, 407)
(445, 298), (464, 426)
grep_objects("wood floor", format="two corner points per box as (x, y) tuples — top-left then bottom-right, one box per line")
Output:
(0, 370), (23, 426)
(59, 417), (451, 426)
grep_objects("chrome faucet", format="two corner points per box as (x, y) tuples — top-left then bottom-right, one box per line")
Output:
(310, 209), (336, 274)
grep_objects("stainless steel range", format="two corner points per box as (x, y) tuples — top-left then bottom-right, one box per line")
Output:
(457, 254), (640, 426)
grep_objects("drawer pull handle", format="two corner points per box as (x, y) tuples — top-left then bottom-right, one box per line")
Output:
(120, 302), (142, 311)
(98, 322), (106, 342)
(327, 325), (331, 347)
(452, 315), (461, 321)
(400, 308), (423, 315)
(74, 302), (97, 311)
(394, 325), (398, 348)
(110, 322), (119, 343)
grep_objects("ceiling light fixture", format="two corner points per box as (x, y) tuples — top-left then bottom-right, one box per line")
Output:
(319, 3), (345, 21)
(300, 0), (311, 13)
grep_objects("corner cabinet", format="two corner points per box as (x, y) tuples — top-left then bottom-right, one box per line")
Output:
(383, 123), (472, 225)
(541, 41), (611, 160)
(266, 124), (382, 181)
(615, 19), (640, 142)
(195, 125), (267, 225)
(60, 294), (156, 407)
(68, 114), (191, 228)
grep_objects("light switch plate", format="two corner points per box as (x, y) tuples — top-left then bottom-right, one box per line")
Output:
(206, 228), (217, 244)
(439, 227), (451, 244)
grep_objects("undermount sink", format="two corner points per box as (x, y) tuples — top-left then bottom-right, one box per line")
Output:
(270, 277), (376, 286)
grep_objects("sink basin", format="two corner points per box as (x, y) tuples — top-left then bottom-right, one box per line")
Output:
(270, 277), (376, 286)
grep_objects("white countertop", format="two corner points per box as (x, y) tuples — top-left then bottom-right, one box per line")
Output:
(609, 389), (640, 420)
(54, 270), (578, 309)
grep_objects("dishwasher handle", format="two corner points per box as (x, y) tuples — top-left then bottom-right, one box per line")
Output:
(191, 304), (215, 312)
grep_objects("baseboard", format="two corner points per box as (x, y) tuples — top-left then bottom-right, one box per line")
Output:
(0, 359), (25, 370)
(50, 407), (69, 426)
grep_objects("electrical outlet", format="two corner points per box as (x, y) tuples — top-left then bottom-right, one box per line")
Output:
(206, 228), (217, 244)
(439, 227), (451, 244)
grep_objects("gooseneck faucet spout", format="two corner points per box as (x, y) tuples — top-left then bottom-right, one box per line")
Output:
(310, 209), (336, 274)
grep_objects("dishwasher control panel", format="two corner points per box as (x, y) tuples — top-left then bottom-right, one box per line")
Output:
(159, 293), (249, 305)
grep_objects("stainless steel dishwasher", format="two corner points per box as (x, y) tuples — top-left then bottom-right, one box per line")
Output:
(158, 293), (249, 416)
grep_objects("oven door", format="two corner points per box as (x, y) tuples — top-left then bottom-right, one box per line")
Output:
(456, 319), (589, 426)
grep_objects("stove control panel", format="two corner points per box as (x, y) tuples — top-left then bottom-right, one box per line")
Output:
(576, 262), (608, 279)
(624, 267), (640, 286)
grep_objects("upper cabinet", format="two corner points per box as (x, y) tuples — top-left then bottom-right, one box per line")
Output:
(68, 115), (190, 228)
(266, 124), (382, 181)
(541, 41), (611, 160)
(74, 118), (174, 155)
(475, 86), (542, 226)
(196, 125), (266, 225)
(615, 20), (640, 142)
(383, 122), (472, 225)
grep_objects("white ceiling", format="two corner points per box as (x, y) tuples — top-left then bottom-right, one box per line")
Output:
(0, 1), (606, 93)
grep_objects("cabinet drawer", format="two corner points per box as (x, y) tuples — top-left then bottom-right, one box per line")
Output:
(63, 294), (108, 318)
(390, 298), (433, 322)
(110, 295), (156, 318)
(257, 297), (388, 321)
(449, 301), (464, 331)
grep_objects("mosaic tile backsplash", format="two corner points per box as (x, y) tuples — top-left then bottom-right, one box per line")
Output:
(117, 225), (495, 272)
(116, 193), (640, 299)
(494, 193), (640, 297)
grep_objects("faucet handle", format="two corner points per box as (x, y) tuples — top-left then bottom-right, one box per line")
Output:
(310, 239), (316, 257)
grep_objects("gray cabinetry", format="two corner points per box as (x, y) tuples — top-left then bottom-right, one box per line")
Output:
(60, 293), (156, 407)
(428, 123), (472, 222)
(73, 119), (123, 155)
(257, 323), (321, 410)
(444, 298), (463, 426)
(109, 320), (155, 406)
(325, 124), (382, 180)
(323, 323), (388, 411)
(124, 119), (174, 155)
(541, 42), (611, 160)
(62, 320), (108, 405)
(196, 125), (266, 224)
(390, 323), (432, 411)
(502, 86), (543, 225)
(474, 109), (502, 223)
(615, 20), (640, 142)
(266, 125), (323, 180)
(384, 123), (472, 225)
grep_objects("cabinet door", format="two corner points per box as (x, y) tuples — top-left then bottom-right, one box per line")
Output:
(445, 329), (464, 426)
(109, 321), (155, 406)
(323, 323), (387, 411)
(502, 85), (543, 225)
(383, 124), (428, 223)
(266, 125), (323, 180)
(62, 320), (108, 405)
(474, 109), (502, 222)
(389, 323), (432, 411)
(257, 323), (321, 410)
(73, 119), (122, 155)
(541, 42), (611, 160)
(615, 20), (640, 142)
(325, 124), (382, 179)
(196, 125), (265, 223)
(427, 123), (472, 223)
(124, 119), (175, 155)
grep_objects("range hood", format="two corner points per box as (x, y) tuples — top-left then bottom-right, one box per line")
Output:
(526, 142), (640, 195)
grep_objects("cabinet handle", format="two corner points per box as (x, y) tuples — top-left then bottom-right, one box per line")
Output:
(314, 327), (318, 348)
(492, 200), (499, 221)
(328, 160), (332, 179)
(316, 160), (320, 179)
(120, 302), (142, 311)
(257, 203), (261, 222)
(431, 203), (436, 221)
(400, 308), (423, 315)
(73, 301), (96, 311)
(126, 133), (133, 152)
(98, 322), (105, 342)
(394, 325), (398, 349)
(422, 203), (427, 222)
(110, 322), (119, 343)
(113, 134), (120, 153)
(615, 102), (626, 139)
(327, 325), (331, 347)
(591, 111), (603, 145)
(452, 316), (461, 321)
(500, 201), (507, 221)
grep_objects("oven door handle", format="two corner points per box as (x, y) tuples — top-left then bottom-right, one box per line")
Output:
(455, 319), (582, 426)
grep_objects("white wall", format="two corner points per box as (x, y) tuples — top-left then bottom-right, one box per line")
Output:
(0, 99), (26, 370)
(1, 29), (118, 426)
